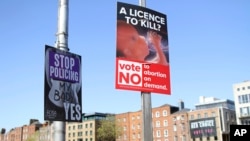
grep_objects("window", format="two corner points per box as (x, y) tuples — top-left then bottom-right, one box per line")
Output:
(78, 125), (82, 129)
(241, 107), (250, 116)
(237, 88), (240, 91)
(155, 111), (160, 117)
(137, 115), (140, 119)
(156, 121), (161, 127)
(174, 136), (178, 141)
(226, 112), (229, 121)
(78, 132), (82, 136)
(197, 114), (201, 119)
(242, 87), (245, 90)
(163, 120), (168, 126)
(249, 94), (250, 103)
(132, 133), (135, 139)
(85, 124), (88, 128)
(181, 123), (185, 131)
(182, 135), (186, 141)
(204, 113), (208, 118)
(123, 126), (126, 131)
(156, 130), (161, 137)
(243, 95), (247, 103)
(163, 110), (168, 116)
(239, 95), (242, 104)
(240, 108), (243, 116)
(132, 124), (136, 130)
(181, 115), (184, 120)
(90, 123), (93, 128)
(124, 134), (127, 140)
(246, 95), (249, 103)
(190, 115), (194, 120)
(164, 130), (168, 137)
(173, 124), (177, 131)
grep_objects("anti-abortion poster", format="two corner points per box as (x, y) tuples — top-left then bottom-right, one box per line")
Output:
(115, 2), (171, 94)
(44, 45), (82, 122)
(189, 117), (217, 138)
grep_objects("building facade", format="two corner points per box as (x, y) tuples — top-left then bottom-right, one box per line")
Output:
(66, 112), (111, 141)
(168, 109), (190, 141)
(0, 119), (42, 141)
(0, 129), (5, 141)
(116, 104), (179, 141)
(1, 95), (238, 141)
(189, 96), (236, 141)
(39, 122), (52, 141)
(233, 80), (250, 125)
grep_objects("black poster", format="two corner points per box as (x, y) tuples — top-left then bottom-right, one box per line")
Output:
(44, 45), (82, 122)
(189, 117), (217, 138)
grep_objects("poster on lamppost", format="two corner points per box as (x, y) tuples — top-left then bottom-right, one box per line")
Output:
(115, 2), (171, 94)
(44, 45), (82, 122)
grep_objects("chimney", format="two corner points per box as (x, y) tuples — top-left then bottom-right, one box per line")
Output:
(179, 100), (184, 110)
(1, 128), (6, 134)
(29, 119), (39, 125)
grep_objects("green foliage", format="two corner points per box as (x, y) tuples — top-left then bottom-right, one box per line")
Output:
(96, 115), (122, 141)
(26, 131), (39, 141)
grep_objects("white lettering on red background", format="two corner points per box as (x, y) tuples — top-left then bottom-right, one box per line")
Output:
(117, 60), (142, 87)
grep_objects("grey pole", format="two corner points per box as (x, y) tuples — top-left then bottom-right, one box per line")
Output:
(139, 1), (153, 141)
(55, 0), (69, 51)
(53, 0), (69, 140)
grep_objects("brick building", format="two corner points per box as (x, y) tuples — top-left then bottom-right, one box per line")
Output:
(168, 108), (190, 141)
(0, 119), (41, 141)
(116, 103), (179, 141)
(39, 121), (52, 141)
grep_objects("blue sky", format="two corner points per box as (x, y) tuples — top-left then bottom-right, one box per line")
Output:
(0, 0), (249, 132)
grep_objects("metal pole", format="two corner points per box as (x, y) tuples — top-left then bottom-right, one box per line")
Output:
(53, 0), (69, 140)
(55, 0), (69, 51)
(139, 1), (153, 141)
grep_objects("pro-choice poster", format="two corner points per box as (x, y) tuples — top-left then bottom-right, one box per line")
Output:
(44, 45), (82, 122)
(115, 2), (171, 94)
(189, 117), (217, 138)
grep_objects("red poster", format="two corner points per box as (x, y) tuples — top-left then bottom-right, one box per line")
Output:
(115, 2), (171, 95)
